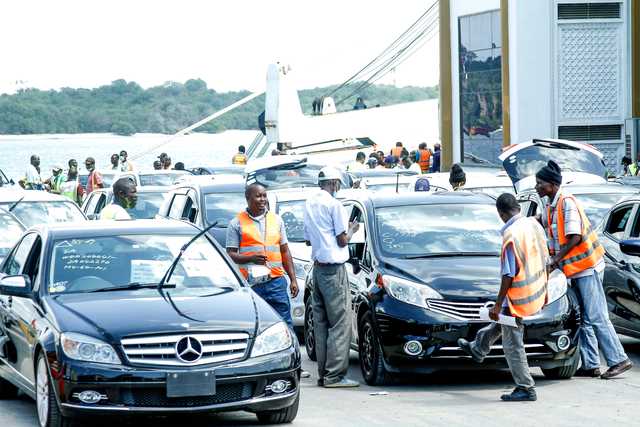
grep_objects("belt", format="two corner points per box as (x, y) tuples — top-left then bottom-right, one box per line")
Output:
(314, 261), (344, 267)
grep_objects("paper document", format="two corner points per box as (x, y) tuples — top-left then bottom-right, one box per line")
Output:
(479, 307), (518, 327)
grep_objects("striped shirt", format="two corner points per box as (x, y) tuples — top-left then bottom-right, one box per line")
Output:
(543, 191), (603, 279)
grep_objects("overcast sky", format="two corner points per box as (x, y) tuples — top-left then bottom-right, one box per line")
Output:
(1, 0), (439, 94)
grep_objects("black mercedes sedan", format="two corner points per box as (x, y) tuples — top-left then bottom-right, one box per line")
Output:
(0, 220), (300, 426)
(304, 192), (581, 385)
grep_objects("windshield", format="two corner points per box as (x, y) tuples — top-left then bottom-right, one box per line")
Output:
(375, 204), (502, 257)
(204, 192), (246, 227)
(467, 186), (515, 198)
(126, 192), (167, 219)
(48, 234), (240, 295)
(0, 213), (24, 260)
(278, 200), (306, 242)
(139, 173), (186, 186)
(576, 192), (636, 226)
(252, 164), (324, 190)
(1, 201), (85, 228)
(101, 173), (118, 187)
(365, 183), (412, 193)
(502, 142), (605, 183)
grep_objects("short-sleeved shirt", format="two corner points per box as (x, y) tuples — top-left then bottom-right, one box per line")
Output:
(226, 210), (288, 249)
(100, 204), (131, 220)
(25, 165), (43, 189)
(86, 170), (104, 194)
(303, 190), (349, 264)
(542, 191), (604, 279)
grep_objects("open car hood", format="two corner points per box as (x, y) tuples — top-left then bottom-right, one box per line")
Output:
(498, 139), (606, 192)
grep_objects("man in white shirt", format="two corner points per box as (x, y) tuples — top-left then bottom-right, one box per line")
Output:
(100, 178), (137, 220)
(24, 155), (43, 190)
(304, 166), (359, 388)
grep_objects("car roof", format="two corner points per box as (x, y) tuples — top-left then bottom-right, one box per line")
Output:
(520, 182), (638, 195)
(137, 170), (190, 175)
(173, 174), (246, 193)
(90, 185), (169, 195)
(345, 190), (496, 208)
(34, 219), (201, 239)
(0, 188), (75, 203)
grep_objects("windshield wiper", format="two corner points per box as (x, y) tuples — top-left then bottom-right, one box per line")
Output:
(8, 196), (25, 212)
(156, 221), (219, 293)
(88, 282), (176, 293)
(402, 252), (500, 259)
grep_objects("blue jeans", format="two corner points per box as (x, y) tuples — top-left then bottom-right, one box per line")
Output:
(573, 270), (628, 369)
(252, 276), (293, 330)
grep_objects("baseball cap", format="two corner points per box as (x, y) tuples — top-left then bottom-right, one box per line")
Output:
(318, 166), (344, 184)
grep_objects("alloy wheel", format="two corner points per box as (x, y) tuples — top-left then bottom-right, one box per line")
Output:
(361, 321), (375, 376)
(305, 304), (315, 353)
(36, 356), (49, 427)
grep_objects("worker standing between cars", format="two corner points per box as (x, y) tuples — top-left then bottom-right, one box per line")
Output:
(390, 141), (406, 159)
(60, 160), (84, 205)
(226, 183), (299, 329)
(304, 167), (360, 388)
(346, 152), (367, 172)
(232, 145), (248, 165)
(22, 155), (44, 190)
(416, 143), (432, 174)
(119, 150), (134, 172)
(459, 194), (547, 401)
(100, 178), (137, 220)
(84, 157), (104, 195)
(45, 166), (65, 194)
(536, 160), (633, 379)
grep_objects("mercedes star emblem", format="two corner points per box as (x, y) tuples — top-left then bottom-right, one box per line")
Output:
(175, 336), (203, 363)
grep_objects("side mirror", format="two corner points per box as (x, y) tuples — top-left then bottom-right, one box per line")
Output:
(0, 275), (33, 298)
(9, 179), (15, 185)
(619, 239), (640, 257)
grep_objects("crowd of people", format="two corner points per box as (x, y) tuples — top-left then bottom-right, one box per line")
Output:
(17, 151), (183, 204)
(344, 141), (441, 174)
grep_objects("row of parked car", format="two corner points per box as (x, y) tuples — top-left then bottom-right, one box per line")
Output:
(1, 139), (640, 425)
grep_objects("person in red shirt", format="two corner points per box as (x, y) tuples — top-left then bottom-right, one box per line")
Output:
(84, 157), (104, 194)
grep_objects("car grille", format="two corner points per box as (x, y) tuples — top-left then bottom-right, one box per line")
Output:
(121, 332), (250, 367)
(118, 382), (255, 408)
(432, 343), (551, 359)
(426, 300), (486, 321)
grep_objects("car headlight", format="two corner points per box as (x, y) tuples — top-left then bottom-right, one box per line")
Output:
(546, 269), (568, 305)
(380, 274), (442, 309)
(60, 332), (121, 365)
(293, 260), (311, 279)
(250, 322), (293, 358)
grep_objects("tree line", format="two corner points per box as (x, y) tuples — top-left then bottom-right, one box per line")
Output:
(0, 79), (438, 135)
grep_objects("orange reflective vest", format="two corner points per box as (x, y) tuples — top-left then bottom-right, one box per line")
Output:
(546, 194), (604, 277)
(237, 211), (284, 279)
(391, 147), (403, 158)
(232, 153), (248, 165)
(503, 217), (549, 318)
(418, 149), (431, 173)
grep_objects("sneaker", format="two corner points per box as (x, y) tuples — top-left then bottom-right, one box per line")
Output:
(601, 359), (633, 380)
(300, 370), (311, 379)
(323, 378), (360, 388)
(457, 338), (484, 363)
(500, 387), (537, 402)
(575, 367), (601, 378)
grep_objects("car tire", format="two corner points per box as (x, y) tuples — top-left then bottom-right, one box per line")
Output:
(36, 353), (70, 427)
(0, 375), (18, 399)
(541, 349), (580, 379)
(255, 391), (299, 424)
(358, 312), (393, 386)
(304, 297), (317, 362)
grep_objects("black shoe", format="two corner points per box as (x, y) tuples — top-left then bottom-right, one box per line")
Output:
(601, 359), (633, 379)
(575, 367), (601, 378)
(500, 387), (537, 402)
(317, 379), (324, 387)
(457, 338), (483, 363)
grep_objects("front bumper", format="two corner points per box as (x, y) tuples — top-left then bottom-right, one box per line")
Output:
(55, 346), (300, 416)
(372, 293), (580, 374)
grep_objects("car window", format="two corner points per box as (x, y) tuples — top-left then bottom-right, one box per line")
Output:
(182, 194), (198, 223)
(204, 192), (246, 227)
(23, 236), (42, 286)
(84, 193), (98, 214)
(168, 194), (188, 219)
(575, 192), (637, 227)
(126, 192), (167, 219)
(375, 204), (502, 257)
(95, 194), (108, 214)
(139, 173), (186, 186)
(605, 205), (634, 240)
(1, 202), (85, 228)
(277, 199), (306, 242)
(2, 233), (37, 276)
(629, 204), (640, 238)
(48, 234), (240, 295)
(0, 212), (24, 261)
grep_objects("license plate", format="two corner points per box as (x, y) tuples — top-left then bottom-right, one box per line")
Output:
(166, 371), (216, 398)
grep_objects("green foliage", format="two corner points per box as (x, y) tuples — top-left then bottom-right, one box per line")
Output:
(0, 80), (438, 135)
